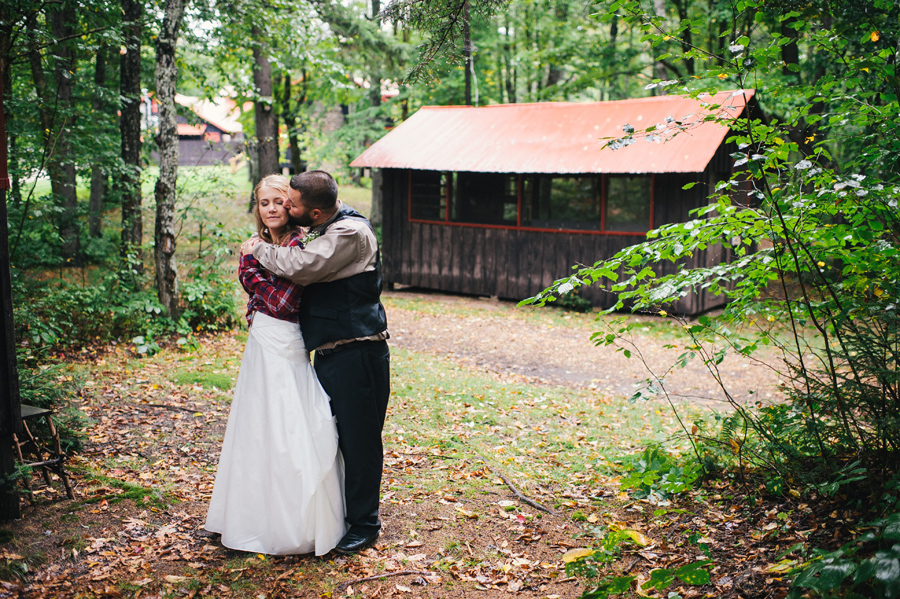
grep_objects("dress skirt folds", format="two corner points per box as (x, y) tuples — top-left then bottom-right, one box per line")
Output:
(205, 311), (345, 555)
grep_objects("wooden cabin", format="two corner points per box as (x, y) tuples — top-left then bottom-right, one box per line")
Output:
(351, 90), (758, 315)
(144, 94), (245, 166)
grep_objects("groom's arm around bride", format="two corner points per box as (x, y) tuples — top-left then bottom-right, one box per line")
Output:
(242, 169), (390, 554)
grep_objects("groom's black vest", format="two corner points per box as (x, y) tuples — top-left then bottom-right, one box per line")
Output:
(298, 205), (387, 350)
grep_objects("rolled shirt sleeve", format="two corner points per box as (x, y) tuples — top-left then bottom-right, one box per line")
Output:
(251, 218), (377, 286)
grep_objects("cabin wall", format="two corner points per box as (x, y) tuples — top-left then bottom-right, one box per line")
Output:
(381, 168), (732, 315)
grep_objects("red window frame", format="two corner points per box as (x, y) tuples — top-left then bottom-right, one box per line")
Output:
(407, 171), (655, 236)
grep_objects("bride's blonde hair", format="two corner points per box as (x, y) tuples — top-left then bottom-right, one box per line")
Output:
(252, 174), (295, 246)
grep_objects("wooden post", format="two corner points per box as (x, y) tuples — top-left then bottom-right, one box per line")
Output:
(0, 82), (23, 520)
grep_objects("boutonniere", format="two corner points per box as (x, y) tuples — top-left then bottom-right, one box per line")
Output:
(303, 229), (323, 245)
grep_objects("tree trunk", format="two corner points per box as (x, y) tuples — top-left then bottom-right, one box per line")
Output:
(48, 7), (80, 265)
(502, 12), (516, 104)
(251, 28), (278, 183)
(282, 74), (303, 175)
(463, 1), (472, 106)
(154, 0), (187, 318)
(368, 0), (384, 227)
(89, 47), (108, 238)
(652, 0), (668, 90)
(0, 84), (23, 521)
(120, 0), (143, 267)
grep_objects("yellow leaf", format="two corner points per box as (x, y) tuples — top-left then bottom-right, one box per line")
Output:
(767, 559), (798, 574)
(587, 514), (599, 523)
(622, 530), (652, 546)
(805, 135), (815, 143)
(164, 575), (188, 583)
(817, 261), (825, 268)
(658, 310), (668, 317)
(729, 438), (741, 453)
(870, 30), (880, 42)
(773, 137), (784, 145)
(561, 548), (595, 563)
(717, 73), (728, 80)
(789, 489), (801, 497)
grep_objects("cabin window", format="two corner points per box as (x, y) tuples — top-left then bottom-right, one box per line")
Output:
(522, 175), (602, 230)
(409, 170), (447, 221)
(450, 172), (517, 226)
(604, 175), (652, 232)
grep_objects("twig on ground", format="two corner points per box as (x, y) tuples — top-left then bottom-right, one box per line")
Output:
(135, 403), (200, 415)
(334, 570), (431, 593)
(473, 451), (556, 515)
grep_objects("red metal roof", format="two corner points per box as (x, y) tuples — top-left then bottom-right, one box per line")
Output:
(351, 90), (754, 174)
(177, 123), (207, 136)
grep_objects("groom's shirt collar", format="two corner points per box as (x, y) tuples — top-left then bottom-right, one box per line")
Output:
(309, 200), (344, 235)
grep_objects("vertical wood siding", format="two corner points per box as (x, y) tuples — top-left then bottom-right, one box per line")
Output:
(380, 168), (731, 315)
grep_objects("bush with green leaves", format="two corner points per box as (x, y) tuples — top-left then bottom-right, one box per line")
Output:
(15, 353), (87, 455)
(787, 512), (900, 599)
(525, 0), (900, 494)
(565, 529), (711, 599)
(619, 447), (702, 504)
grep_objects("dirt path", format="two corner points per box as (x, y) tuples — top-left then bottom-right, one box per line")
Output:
(0, 291), (797, 598)
(385, 289), (783, 406)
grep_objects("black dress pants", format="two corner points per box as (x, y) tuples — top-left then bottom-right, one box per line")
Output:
(314, 340), (390, 534)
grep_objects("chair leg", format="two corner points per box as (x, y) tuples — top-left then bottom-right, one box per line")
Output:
(45, 416), (75, 500)
(11, 433), (34, 504)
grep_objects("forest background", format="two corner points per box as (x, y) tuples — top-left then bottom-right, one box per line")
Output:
(1, 0), (900, 597)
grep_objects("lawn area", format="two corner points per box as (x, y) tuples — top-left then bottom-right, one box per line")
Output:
(0, 293), (843, 599)
(20, 164), (373, 263)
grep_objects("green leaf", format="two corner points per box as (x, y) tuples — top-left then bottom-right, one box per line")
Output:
(674, 560), (711, 585)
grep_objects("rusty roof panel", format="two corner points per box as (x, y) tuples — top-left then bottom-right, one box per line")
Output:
(351, 90), (754, 174)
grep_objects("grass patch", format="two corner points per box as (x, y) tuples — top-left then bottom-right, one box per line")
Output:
(79, 474), (170, 509)
(387, 346), (707, 492)
(172, 369), (235, 391)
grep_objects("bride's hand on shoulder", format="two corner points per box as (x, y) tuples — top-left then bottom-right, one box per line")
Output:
(240, 236), (262, 257)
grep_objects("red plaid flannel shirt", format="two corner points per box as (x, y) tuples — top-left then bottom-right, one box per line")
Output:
(240, 231), (304, 325)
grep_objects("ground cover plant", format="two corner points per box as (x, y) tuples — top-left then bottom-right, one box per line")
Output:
(523, 0), (900, 596)
(0, 292), (873, 598)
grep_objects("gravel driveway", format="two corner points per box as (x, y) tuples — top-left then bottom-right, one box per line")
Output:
(385, 289), (784, 408)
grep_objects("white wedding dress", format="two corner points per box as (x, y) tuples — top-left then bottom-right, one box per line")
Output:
(205, 311), (345, 555)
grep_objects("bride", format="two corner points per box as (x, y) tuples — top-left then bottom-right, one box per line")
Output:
(205, 174), (345, 555)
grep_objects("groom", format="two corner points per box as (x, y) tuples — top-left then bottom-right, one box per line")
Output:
(241, 170), (390, 554)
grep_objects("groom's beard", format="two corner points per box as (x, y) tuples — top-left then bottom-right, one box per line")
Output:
(288, 212), (314, 227)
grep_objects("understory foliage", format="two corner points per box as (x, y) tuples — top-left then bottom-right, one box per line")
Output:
(12, 229), (242, 358)
(528, 0), (900, 490)
(524, 0), (900, 595)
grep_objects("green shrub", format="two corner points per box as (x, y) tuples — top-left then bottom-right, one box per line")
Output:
(787, 512), (900, 599)
(619, 447), (702, 504)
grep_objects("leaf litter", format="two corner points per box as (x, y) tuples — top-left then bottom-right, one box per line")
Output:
(0, 291), (863, 598)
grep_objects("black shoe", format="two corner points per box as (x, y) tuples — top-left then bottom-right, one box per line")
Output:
(334, 530), (379, 554)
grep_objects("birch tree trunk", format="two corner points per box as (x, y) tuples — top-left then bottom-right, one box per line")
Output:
(120, 0), (143, 266)
(251, 28), (278, 183)
(153, 0), (186, 318)
(89, 46), (108, 238)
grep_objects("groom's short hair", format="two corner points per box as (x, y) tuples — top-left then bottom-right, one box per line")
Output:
(290, 170), (338, 211)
